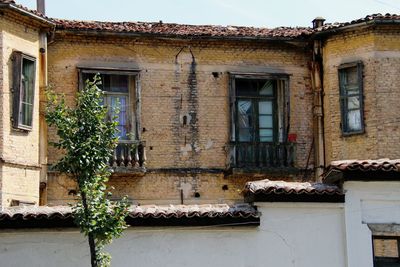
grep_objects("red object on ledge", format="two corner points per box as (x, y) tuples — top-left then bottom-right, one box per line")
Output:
(288, 133), (297, 143)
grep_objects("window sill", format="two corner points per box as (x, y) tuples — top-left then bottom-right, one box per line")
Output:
(12, 125), (32, 132)
(226, 167), (300, 178)
(110, 166), (146, 176)
(341, 130), (365, 137)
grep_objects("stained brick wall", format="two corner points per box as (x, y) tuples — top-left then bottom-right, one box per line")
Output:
(322, 26), (400, 163)
(0, 11), (41, 207)
(46, 33), (314, 205)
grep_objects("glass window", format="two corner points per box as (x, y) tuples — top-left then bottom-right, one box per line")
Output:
(82, 73), (132, 140)
(339, 62), (364, 135)
(235, 78), (276, 143)
(12, 52), (36, 130)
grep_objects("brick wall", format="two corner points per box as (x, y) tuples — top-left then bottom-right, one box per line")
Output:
(0, 11), (41, 207)
(322, 26), (400, 163)
(46, 33), (314, 204)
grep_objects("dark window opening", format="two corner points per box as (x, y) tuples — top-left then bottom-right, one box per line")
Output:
(12, 52), (36, 131)
(229, 75), (294, 169)
(339, 62), (364, 135)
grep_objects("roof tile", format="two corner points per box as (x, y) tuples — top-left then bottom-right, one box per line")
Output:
(315, 13), (400, 32)
(328, 158), (400, 172)
(243, 179), (342, 196)
(0, 204), (259, 222)
(53, 19), (313, 39)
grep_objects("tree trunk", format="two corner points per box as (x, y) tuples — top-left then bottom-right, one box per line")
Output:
(81, 191), (97, 267)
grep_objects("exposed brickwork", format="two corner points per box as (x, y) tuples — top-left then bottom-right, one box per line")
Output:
(47, 171), (303, 206)
(0, 11), (41, 207)
(46, 34), (314, 204)
(323, 26), (400, 163)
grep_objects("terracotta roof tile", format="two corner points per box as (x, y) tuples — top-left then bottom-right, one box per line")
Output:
(322, 159), (400, 183)
(244, 179), (342, 195)
(243, 179), (344, 203)
(128, 204), (258, 219)
(53, 19), (313, 39)
(328, 159), (400, 172)
(315, 13), (400, 32)
(0, 204), (260, 228)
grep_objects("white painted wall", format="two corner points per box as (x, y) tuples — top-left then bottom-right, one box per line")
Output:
(344, 181), (400, 267)
(0, 203), (346, 267)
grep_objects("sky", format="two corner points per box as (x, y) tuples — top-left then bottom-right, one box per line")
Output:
(16, 0), (400, 28)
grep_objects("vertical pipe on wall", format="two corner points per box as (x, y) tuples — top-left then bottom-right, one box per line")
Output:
(38, 0), (48, 205)
(311, 17), (326, 180)
(311, 39), (326, 180)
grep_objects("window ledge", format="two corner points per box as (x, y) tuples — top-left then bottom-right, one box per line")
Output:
(226, 167), (300, 178)
(341, 130), (365, 137)
(110, 166), (146, 176)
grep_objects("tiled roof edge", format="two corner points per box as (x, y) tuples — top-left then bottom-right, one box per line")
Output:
(0, 1), (55, 27)
(243, 179), (344, 203)
(0, 204), (260, 229)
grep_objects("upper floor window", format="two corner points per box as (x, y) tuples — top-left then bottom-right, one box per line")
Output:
(229, 74), (294, 169)
(79, 68), (146, 168)
(339, 62), (364, 135)
(80, 70), (137, 140)
(235, 79), (277, 143)
(12, 52), (36, 131)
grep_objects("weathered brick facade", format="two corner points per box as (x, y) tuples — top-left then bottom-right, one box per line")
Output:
(46, 34), (313, 205)
(322, 25), (400, 163)
(0, 10), (44, 207)
(1, 2), (400, 208)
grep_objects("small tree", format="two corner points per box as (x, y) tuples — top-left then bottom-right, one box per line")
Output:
(46, 75), (129, 267)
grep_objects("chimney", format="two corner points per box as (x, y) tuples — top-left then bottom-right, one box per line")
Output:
(36, 0), (45, 15)
(312, 17), (325, 29)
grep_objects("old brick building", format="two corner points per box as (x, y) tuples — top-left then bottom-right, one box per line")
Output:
(0, 1), (399, 211)
(45, 19), (314, 206)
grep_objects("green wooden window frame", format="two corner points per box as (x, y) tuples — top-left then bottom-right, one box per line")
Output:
(338, 61), (364, 135)
(234, 79), (278, 143)
(12, 51), (36, 131)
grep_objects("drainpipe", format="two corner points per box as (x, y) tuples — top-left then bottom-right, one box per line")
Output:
(311, 17), (326, 180)
(37, 0), (48, 205)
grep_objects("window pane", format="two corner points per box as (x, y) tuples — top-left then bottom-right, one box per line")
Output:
(348, 96), (360, 109)
(21, 103), (33, 126)
(238, 100), (253, 128)
(236, 79), (257, 96)
(239, 128), (252, 142)
(108, 96), (128, 139)
(260, 129), (273, 142)
(20, 58), (35, 127)
(345, 66), (358, 86)
(259, 101), (272, 115)
(108, 75), (129, 93)
(259, 115), (273, 128)
(347, 110), (362, 131)
(259, 80), (274, 95)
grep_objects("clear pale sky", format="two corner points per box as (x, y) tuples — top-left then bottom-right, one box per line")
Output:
(16, 0), (400, 28)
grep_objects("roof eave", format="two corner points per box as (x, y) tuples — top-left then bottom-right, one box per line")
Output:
(0, 3), (55, 29)
(55, 28), (310, 42)
(313, 19), (400, 39)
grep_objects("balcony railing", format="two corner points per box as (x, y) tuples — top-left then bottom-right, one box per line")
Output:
(109, 140), (146, 168)
(230, 142), (296, 169)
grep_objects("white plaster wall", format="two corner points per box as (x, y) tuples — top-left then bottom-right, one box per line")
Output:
(0, 203), (346, 267)
(344, 181), (400, 267)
